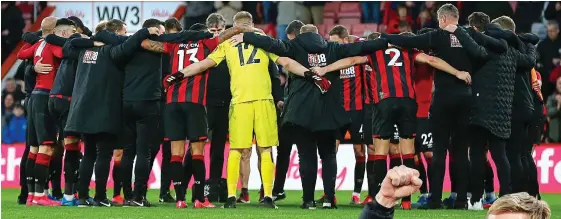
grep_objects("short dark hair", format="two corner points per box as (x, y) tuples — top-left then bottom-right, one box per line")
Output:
(55, 18), (75, 27)
(328, 25), (349, 39)
(67, 16), (85, 30)
(164, 18), (182, 32)
(367, 32), (382, 40)
(286, 20), (305, 36)
(106, 19), (125, 33)
(468, 12), (490, 31)
(437, 3), (459, 19)
(206, 13), (226, 28)
(13, 103), (24, 110)
(142, 18), (163, 28)
(190, 23), (207, 31)
(492, 16), (516, 32)
(418, 27), (435, 35)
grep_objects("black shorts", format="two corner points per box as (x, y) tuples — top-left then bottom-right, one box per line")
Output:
(337, 110), (364, 144)
(164, 102), (208, 141)
(363, 104), (374, 145)
(28, 94), (57, 146)
(372, 98), (417, 139)
(48, 96), (78, 138)
(415, 118), (433, 152)
(390, 124), (399, 144)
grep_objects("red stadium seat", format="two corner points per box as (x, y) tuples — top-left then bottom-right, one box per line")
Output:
(338, 18), (361, 25)
(323, 2), (341, 24)
(338, 2), (361, 22)
(351, 24), (378, 37)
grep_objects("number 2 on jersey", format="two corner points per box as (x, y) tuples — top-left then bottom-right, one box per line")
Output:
(385, 48), (403, 67)
(176, 47), (200, 71)
(236, 43), (260, 66)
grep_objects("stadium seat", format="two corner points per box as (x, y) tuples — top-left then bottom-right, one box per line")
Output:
(351, 24), (378, 38)
(338, 2), (361, 25)
(323, 2), (340, 24)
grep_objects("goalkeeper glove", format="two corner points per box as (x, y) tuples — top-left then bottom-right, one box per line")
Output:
(304, 71), (331, 94)
(163, 71), (185, 90)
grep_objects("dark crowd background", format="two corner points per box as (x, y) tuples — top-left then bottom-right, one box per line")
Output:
(2, 1), (561, 144)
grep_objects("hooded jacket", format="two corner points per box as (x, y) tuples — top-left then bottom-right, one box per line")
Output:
(243, 32), (388, 131)
(65, 29), (151, 135)
(454, 25), (536, 139)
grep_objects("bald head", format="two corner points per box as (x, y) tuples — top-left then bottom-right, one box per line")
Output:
(300, 24), (318, 34)
(41, 16), (57, 34)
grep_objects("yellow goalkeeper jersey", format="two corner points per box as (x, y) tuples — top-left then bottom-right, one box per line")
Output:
(208, 39), (279, 104)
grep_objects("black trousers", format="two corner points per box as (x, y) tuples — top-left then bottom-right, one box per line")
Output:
(288, 123), (337, 203)
(78, 133), (116, 200)
(470, 125), (511, 202)
(526, 103), (545, 197)
(206, 104), (229, 181)
(19, 96), (31, 199)
(428, 91), (470, 206)
(121, 100), (161, 200)
(507, 107), (533, 193)
(273, 124), (292, 194)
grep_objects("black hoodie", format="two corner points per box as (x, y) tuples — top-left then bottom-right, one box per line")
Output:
(65, 29), (150, 135)
(243, 32), (388, 131)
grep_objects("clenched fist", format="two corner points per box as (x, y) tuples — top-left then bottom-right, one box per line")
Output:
(376, 165), (423, 208)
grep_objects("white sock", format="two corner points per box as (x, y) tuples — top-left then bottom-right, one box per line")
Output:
(352, 192), (360, 197)
(35, 192), (45, 197)
(64, 194), (74, 201)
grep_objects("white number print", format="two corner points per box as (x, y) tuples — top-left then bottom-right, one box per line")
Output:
(176, 47), (200, 71)
(385, 48), (403, 67)
(421, 133), (433, 146)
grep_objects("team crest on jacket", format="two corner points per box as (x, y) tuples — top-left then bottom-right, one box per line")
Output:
(83, 50), (98, 64)
(450, 35), (462, 48)
(308, 53), (327, 67)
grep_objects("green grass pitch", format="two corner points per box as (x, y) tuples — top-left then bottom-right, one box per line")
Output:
(2, 189), (561, 218)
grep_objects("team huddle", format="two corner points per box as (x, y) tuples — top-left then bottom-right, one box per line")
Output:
(15, 3), (544, 214)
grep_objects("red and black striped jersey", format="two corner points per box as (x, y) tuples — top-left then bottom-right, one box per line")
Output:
(163, 38), (219, 105)
(413, 63), (434, 118)
(366, 47), (418, 103)
(363, 64), (375, 104)
(339, 64), (364, 111)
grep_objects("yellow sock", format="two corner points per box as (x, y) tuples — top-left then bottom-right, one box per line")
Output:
(260, 151), (274, 197)
(227, 150), (242, 197)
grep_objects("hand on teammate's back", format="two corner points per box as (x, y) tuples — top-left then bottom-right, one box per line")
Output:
(34, 57), (53, 74)
(229, 33), (244, 46)
(376, 165), (422, 208)
(455, 71), (472, 85)
(310, 67), (327, 76)
(304, 71), (331, 94)
(147, 27), (161, 36)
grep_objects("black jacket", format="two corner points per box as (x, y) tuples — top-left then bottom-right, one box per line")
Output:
(454, 25), (536, 139)
(206, 62), (231, 106)
(121, 30), (214, 101)
(358, 201), (394, 219)
(44, 33), (82, 98)
(65, 29), (151, 135)
(511, 33), (541, 115)
(243, 32), (388, 131)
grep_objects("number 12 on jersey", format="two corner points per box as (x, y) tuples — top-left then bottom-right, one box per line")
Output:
(236, 43), (260, 66)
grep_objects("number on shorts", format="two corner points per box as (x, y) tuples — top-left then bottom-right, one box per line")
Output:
(385, 48), (403, 67)
(421, 133), (433, 146)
